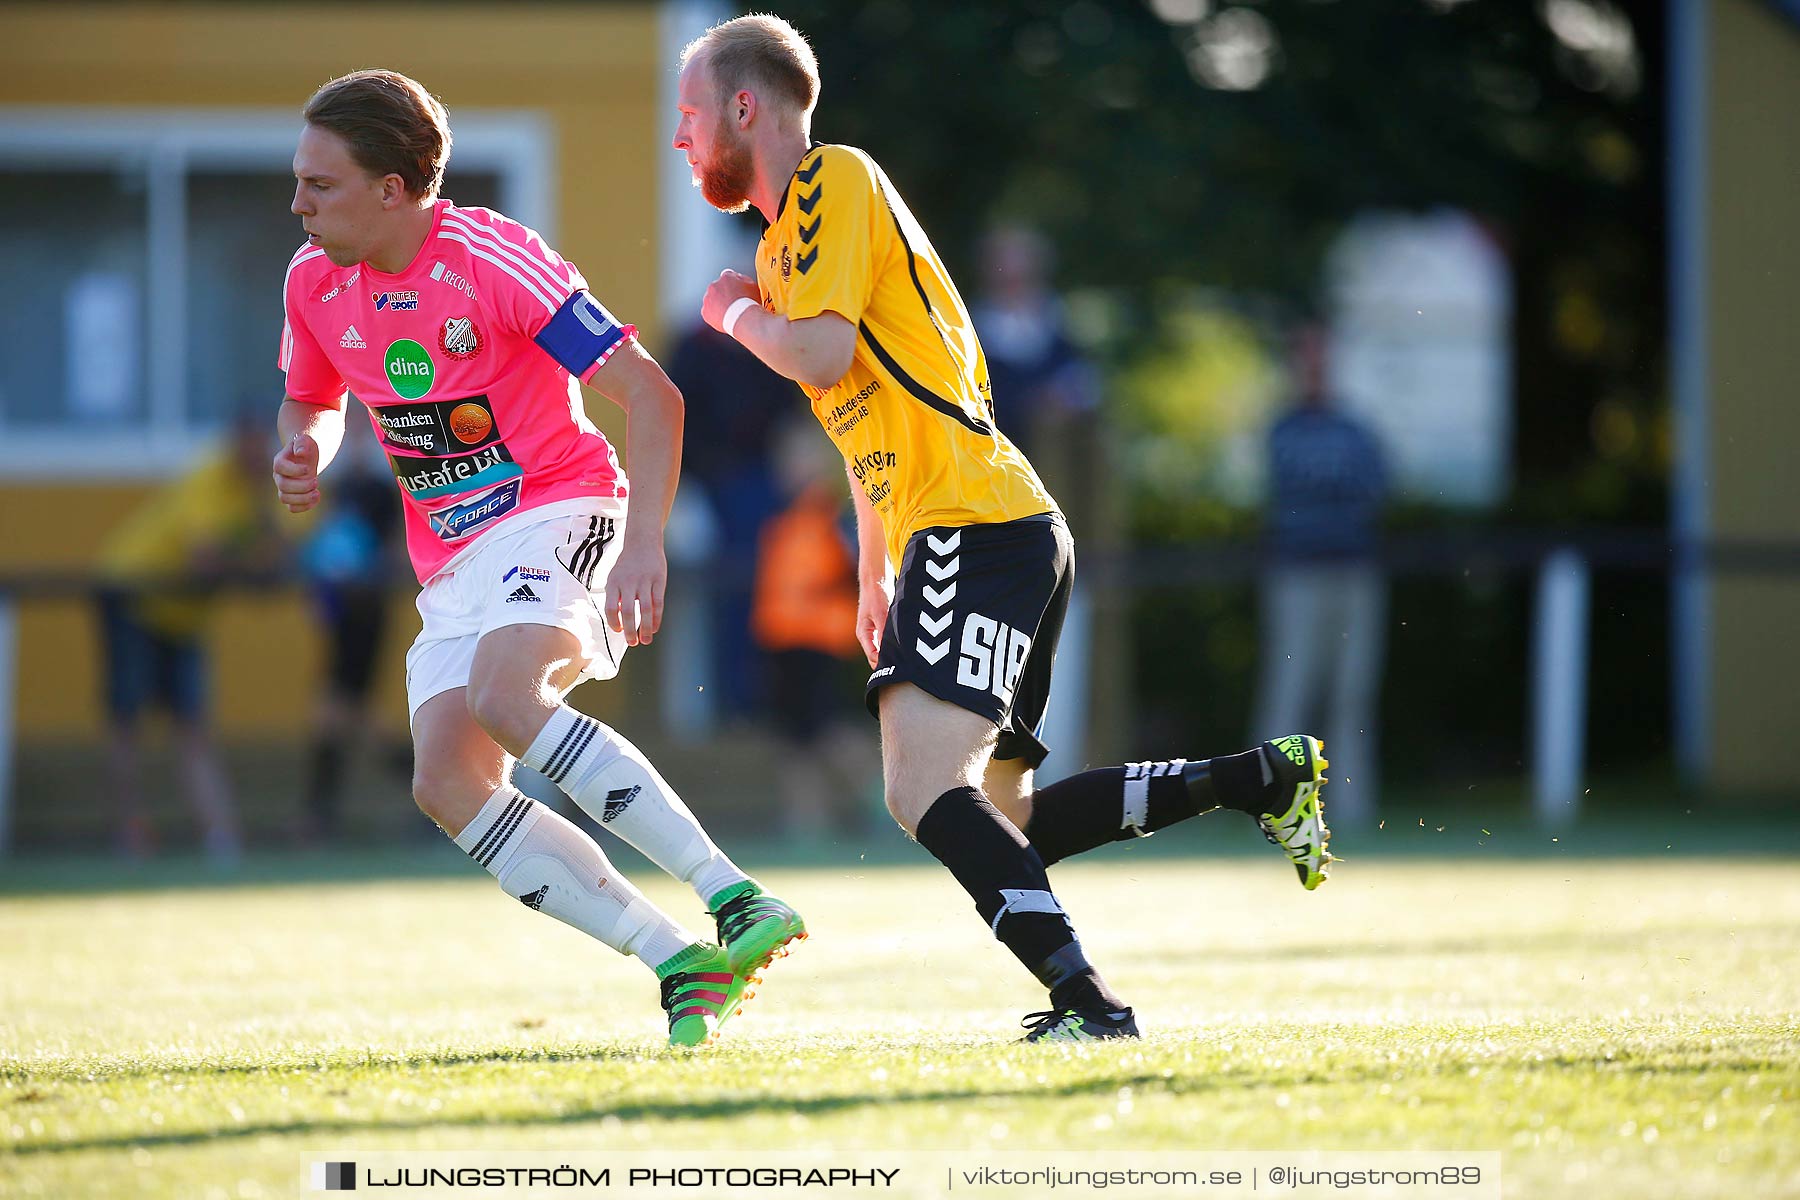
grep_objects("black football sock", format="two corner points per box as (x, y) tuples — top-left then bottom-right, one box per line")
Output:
(914, 786), (1125, 1013)
(1189, 745), (1282, 815)
(1022, 762), (1186, 865)
(1022, 747), (1285, 865)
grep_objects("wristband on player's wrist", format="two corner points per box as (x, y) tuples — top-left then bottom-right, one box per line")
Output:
(722, 296), (758, 339)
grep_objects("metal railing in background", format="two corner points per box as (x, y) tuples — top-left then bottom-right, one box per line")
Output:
(4, 531), (1799, 856)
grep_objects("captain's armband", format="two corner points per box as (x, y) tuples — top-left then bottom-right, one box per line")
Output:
(533, 290), (638, 377)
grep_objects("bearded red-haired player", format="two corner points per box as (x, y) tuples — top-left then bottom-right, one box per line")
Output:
(674, 16), (1333, 1042)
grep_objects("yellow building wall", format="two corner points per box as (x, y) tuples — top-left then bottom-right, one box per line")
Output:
(1706, 0), (1800, 788)
(0, 1), (664, 737)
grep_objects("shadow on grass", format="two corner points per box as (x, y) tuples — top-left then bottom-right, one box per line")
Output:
(16, 1045), (1793, 1157)
(11, 1069), (1182, 1155)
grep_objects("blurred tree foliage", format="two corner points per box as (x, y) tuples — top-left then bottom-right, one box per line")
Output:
(764, 0), (1669, 777)
(774, 0), (1664, 522)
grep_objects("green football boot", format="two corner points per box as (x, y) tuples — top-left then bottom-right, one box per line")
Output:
(1258, 734), (1334, 890)
(1021, 1007), (1141, 1043)
(655, 943), (747, 1048)
(709, 881), (807, 979)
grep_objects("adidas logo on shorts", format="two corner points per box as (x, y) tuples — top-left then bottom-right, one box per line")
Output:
(505, 584), (540, 604)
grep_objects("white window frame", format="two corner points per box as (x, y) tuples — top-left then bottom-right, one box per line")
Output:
(0, 106), (554, 479)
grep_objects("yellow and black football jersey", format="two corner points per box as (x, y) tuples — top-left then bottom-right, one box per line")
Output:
(755, 144), (1056, 570)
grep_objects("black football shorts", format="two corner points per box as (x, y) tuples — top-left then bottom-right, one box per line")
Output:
(864, 512), (1072, 767)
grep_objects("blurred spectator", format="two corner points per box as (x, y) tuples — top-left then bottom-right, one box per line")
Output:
(750, 421), (879, 838)
(971, 224), (1101, 515)
(664, 313), (794, 719)
(296, 418), (408, 844)
(1251, 324), (1390, 828)
(93, 417), (280, 863)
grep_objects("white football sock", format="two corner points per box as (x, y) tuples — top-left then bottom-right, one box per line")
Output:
(453, 785), (695, 970)
(524, 707), (750, 904)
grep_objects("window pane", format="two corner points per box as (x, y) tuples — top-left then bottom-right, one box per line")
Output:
(441, 168), (502, 214)
(0, 168), (149, 430)
(185, 171), (300, 426)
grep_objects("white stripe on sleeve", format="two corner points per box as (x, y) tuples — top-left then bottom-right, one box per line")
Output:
(440, 213), (578, 300)
(434, 231), (560, 314)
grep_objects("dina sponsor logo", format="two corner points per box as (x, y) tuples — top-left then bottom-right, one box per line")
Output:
(384, 339), (434, 400)
(426, 478), (521, 541)
(391, 443), (520, 502)
(373, 290), (419, 311)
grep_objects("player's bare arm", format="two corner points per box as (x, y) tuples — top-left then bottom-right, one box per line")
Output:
(846, 462), (892, 668)
(585, 340), (683, 646)
(272, 397), (347, 513)
(702, 269), (855, 389)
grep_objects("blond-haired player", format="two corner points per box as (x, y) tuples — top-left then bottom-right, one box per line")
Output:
(275, 69), (804, 1047)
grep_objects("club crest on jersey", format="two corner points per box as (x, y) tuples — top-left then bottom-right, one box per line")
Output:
(373, 290), (419, 311)
(439, 315), (484, 360)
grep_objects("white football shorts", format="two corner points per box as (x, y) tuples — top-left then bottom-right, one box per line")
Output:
(404, 498), (630, 719)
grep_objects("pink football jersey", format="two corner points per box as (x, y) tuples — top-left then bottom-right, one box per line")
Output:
(279, 200), (635, 582)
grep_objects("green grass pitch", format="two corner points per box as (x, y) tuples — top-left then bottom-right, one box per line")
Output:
(2, 844), (1796, 1198)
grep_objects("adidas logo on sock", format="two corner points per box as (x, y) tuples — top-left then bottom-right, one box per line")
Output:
(601, 785), (642, 823)
(505, 584), (540, 604)
(517, 886), (549, 910)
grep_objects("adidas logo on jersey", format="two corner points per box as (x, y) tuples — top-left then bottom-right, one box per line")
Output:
(339, 325), (366, 349)
(601, 785), (642, 823)
(505, 584), (540, 604)
(517, 886), (549, 911)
